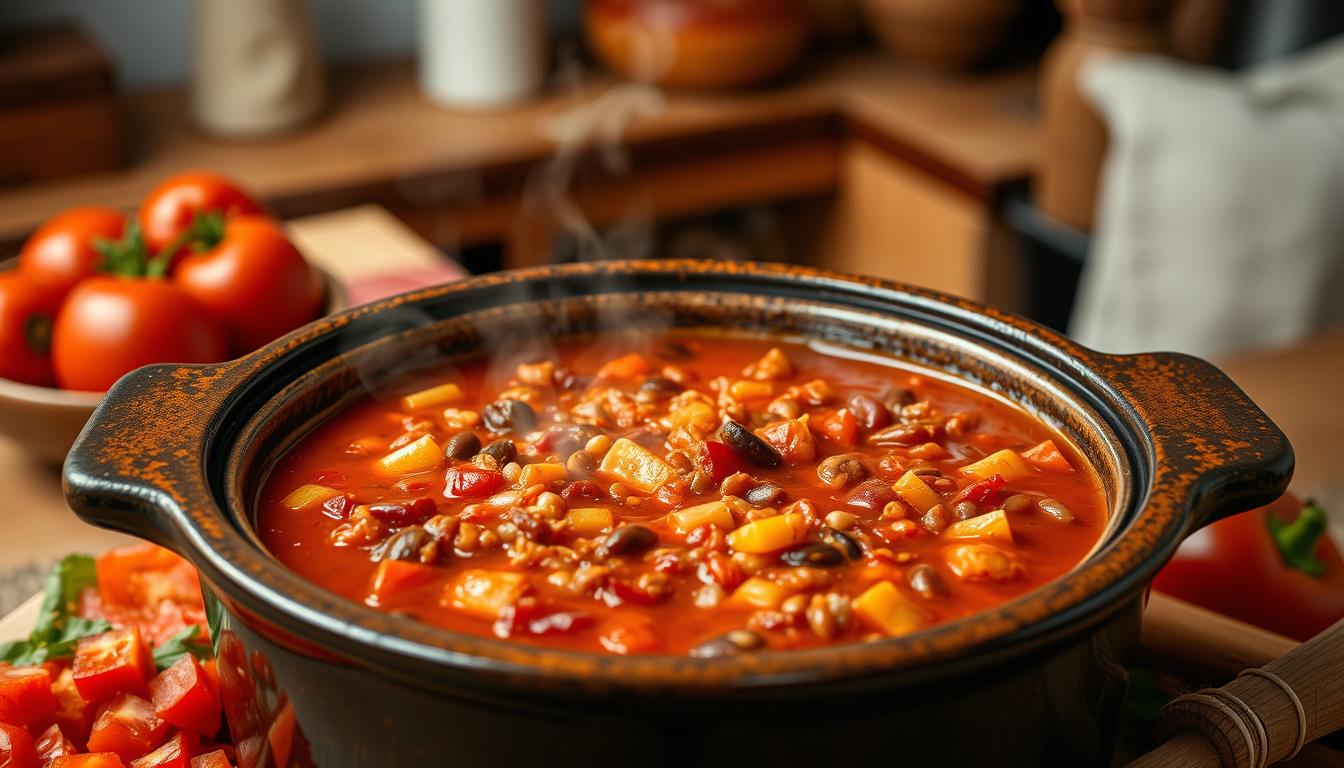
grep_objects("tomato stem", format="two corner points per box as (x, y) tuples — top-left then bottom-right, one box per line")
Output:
(92, 223), (153, 278)
(1268, 500), (1329, 577)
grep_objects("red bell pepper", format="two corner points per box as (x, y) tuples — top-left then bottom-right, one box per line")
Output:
(1153, 493), (1344, 641)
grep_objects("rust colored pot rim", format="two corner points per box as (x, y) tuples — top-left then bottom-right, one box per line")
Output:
(63, 260), (1292, 696)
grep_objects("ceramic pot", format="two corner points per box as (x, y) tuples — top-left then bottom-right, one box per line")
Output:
(64, 260), (1291, 767)
(857, 0), (1024, 71)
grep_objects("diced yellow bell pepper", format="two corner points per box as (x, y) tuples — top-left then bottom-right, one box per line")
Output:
(726, 513), (808, 554)
(960, 449), (1033, 481)
(892, 470), (942, 514)
(444, 569), (528, 619)
(943, 509), (1014, 545)
(567, 507), (614, 537)
(728, 380), (773, 400)
(519, 462), (567, 487)
(376, 434), (442, 475)
(400, 382), (464, 410)
(668, 501), (735, 534)
(729, 577), (794, 609)
(281, 483), (341, 511)
(944, 543), (1025, 582)
(599, 438), (675, 493)
(852, 581), (924, 636)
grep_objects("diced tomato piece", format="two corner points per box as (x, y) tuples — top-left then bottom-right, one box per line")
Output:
(127, 732), (198, 768)
(604, 579), (667, 607)
(51, 668), (94, 747)
(955, 474), (1006, 505)
(597, 617), (660, 655)
(187, 750), (230, 768)
(492, 601), (593, 639)
(364, 498), (436, 526)
(1022, 439), (1073, 473)
(266, 699), (295, 768)
(73, 629), (153, 704)
(148, 657), (219, 737)
(86, 693), (168, 762)
(698, 440), (744, 483)
(443, 467), (506, 499)
(52, 755), (126, 768)
(0, 723), (37, 768)
(95, 546), (200, 616)
(367, 560), (437, 605)
(0, 665), (56, 727)
(35, 724), (79, 764)
(595, 353), (649, 380)
(816, 408), (859, 447)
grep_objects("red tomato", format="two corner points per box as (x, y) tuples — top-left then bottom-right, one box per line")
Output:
(1153, 494), (1344, 641)
(51, 668), (94, 746)
(0, 722), (37, 768)
(367, 560), (437, 605)
(172, 215), (323, 355)
(443, 467), (506, 499)
(816, 408), (858, 447)
(0, 665), (56, 727)
(50, 277), (228, 392)
(148, 657), (219, 736)
(34, 724), (79, 764)
(0, 272), (64, 386)
(73, 629), (154, 704)
(86, 694), (167, 762)
(18, 206), (125, 296)
(138, 172), (262, 259)
(53, 754), (128, 768)
(90, 546), (207, 650)
(187, 750), (229, 768)
(699, 440), (744, 483)
(127, 732), (198, 768)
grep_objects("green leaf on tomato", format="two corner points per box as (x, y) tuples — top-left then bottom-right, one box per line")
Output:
(151, 625), (213, 671)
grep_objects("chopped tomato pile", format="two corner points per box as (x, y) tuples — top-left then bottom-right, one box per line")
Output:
(0, 546), (234, 768)
(260, 333), (1108, 655)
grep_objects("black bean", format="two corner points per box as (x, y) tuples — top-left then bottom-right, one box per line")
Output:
(781, 544), (845, 568)
(443, 431), (482, 460)
(640, 377), (682, 396)
(690, 629), (765, 658)
(908, 564), (948, 598)
(719, 419), (781, 468)
(848, 393), (892, 430)
(598, 524), (657, 558)
(482, 399), (536, 433)
(509, 508), (553, 544)
(370, 525), (431, 563)
(744, 482), (788, 508)
(480, 439), (517, 465)
(819, 527), (863, 560)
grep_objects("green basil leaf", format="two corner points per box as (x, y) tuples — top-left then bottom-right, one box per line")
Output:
(152, 625), (212, 671)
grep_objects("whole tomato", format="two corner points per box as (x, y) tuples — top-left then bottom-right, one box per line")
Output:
(51, 276), (229, 392)
(139, 171), (263, 259)
(0, 272), (64, 386)
(1153, 493), (1344, 641)
(173, 214), (324, 354)
(18, 206), (125, 296)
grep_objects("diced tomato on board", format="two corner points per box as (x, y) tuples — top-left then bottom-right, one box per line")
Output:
(149, 656), (220, 736)
(0, 665), (56, 727)
(187, 750), (231, 768)
(0, 722), (37, 768)
(127, 731), (199, 768)
(34, 723), (80, 764)
(85, 693), (168, 762)
(73, 629), (154, 704)
(52, 755), (128, 768)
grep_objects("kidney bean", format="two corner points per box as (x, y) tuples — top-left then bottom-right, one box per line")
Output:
(1038, 498), (1077, 524)
(370, 525), (431, 563)
(816, 454), (866, 489)
(781, 544), (844, 568)
(908, 564), (948, 598)
(443, 431), (482, 460)
(598, 524), (658, 558)
(868, 423), (934, 446)
(561, 480), (604, 501)
(640, 377), (682, 397)
(509, 507), (554, 544)
(848, 393), (892, 430)
(367, 498), (437, 526)
(719, 419), (782, 468)
(844, 477), (897, 511)
(482, 399), (536, 433)
(480, 439), (517, 466)
(690, 629), (765, 658)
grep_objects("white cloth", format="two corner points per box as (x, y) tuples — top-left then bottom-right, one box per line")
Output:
(1069, 39), (1344, 358)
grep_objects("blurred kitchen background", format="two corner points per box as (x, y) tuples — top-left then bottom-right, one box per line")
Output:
(0, 0), (1341, 576)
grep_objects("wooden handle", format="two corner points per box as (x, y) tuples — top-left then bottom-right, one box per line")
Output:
(1129, 615), (1344, 767)
(1137, 592), (1298, 680)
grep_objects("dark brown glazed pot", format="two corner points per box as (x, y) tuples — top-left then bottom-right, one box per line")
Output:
(63, 260), (1291, 767)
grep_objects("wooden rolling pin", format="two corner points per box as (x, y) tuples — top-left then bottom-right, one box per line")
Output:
(1130, 601), (1344, 767)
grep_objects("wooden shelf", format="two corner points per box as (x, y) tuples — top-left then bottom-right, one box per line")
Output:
(0, 53), (1040, 257)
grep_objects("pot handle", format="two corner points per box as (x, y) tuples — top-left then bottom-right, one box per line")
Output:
(62, 361), (230, 550)
(1097, 350), (1294, 532)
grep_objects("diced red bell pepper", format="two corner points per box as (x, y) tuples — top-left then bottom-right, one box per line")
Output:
(367, 560), (438, 605)
(52, 755), (127, 768)
(0, 665), (56, 727)
(1022, 439), (1073, 473)
(816, 408), (859, 447)
(187, 750), (230, 768)
(698, 440), (744, 483)
(149, 657), (220, 737)
(443, 467), (506, 499)
(956, 474), (1005, 505)
(127, 732), (199, 768)
(73, 629), (154, 704)
(0, 723), (37, 768)
(34, 723), (79, 764)
(86, 693), (168, 762)
(595, 353), (649, 380)
(365, 498), (436, 526)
